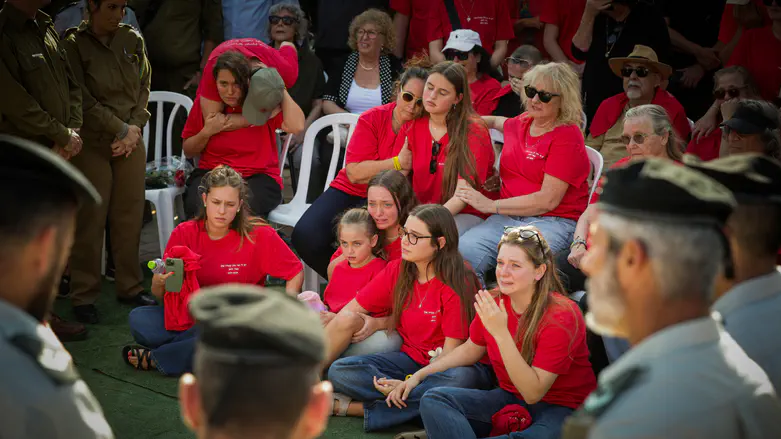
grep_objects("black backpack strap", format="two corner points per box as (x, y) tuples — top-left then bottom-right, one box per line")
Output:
(442, 0), (462, 31)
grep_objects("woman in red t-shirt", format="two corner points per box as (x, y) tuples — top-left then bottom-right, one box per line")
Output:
(405, 61), (496, 236)
(410, 226), (596, 439)
(125, 166), (304, 375)
(325, 205), (494, 431)
(292, 65), (430, 278)
(442, 29), (503, 116)
(457, 62), (589, 287)
(182, 51), (305, 218)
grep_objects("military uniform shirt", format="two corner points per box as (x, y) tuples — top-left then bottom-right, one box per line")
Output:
(0, 299), (113, 439)
(62, 22), (151, 140)
(712, 268), (781, 393)
(563, 317), (781, 439)
(0, 4), (82, 147)
(54, 0), (140, 37)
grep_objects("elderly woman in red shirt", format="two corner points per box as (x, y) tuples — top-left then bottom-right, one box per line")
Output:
(457, 62), (590, 287)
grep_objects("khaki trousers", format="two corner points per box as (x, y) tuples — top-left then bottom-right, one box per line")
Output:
(69, 139), (146, 306)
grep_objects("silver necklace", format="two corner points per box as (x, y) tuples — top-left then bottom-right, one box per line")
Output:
(460, 0), (477, 22)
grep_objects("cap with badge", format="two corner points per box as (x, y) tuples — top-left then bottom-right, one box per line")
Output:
(721, 100), (780, 135)
(0, 134), (100, 205)
(189, 283), (325, 365)
(243, 68), (285, 126)
(442, 29), (483, 53)
(684, 153), (781, 204)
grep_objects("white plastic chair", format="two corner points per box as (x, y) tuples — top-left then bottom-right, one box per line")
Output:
(585, 146), (604, 200)
(143, 91), (193, 257)
(275, 128), (293, 176)
(268, 113), (360, 291)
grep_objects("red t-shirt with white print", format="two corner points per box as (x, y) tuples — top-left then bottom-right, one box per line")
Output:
(324, 257), (388, 313)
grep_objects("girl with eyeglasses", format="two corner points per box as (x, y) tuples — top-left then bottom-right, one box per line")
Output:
(459, 62), (590, 287)
(414, 226), (595, 439)
(325, 204), (494, 432)
(293, 63), (429, 279)
(401, 61), (496, 236)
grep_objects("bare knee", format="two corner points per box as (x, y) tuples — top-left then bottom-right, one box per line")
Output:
(329, 311), (364, 335)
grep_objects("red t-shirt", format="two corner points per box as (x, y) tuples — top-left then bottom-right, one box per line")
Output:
(330, 103), (406, 197)
(165, 220), (303, 288)
(431, 0), (515, 55)
(324, 257), (388, 313)
(500, 114), (589, 221)
(540, 0), (586, 64)
(356, 260), (470, 366)
(391, 0), (442, 59)
(470, 293), (596, 408)
(404, 116), (495, 218)
(728, 26), (781, 101)
(182, 97), (284, 187)
(718, 0), (770, 44)
(687, 128), (722, 162)
(331, 238), (403, 263)
(197, 39), (299, 102)
(471, 75), (502, 116)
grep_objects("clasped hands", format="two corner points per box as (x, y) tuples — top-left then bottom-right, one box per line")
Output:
(456, 178), (497, 213)
(111, 125), (142, 157)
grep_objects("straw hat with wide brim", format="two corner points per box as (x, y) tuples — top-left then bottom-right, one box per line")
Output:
(608, 45), (673, 80)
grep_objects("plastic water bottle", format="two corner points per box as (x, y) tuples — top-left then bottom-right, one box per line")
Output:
(297, 291), (327, 312)
(148, 258), (165, 274)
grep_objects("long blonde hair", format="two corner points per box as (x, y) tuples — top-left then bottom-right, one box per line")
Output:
(196, 165), (267, 248)
(521, 62), (583, 128)
(498, 226), (576, 365)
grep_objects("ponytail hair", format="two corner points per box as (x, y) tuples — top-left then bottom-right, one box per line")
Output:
(336, 208), (383, 258)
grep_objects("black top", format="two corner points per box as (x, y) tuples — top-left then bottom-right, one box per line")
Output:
(314, 0), (390, 51)
(572, 3), (671, 132)
(288, 43), (326, 116)
(663, 0), (726, 69)
(493, 89), (524, 119)
(323, 52), (403, 110)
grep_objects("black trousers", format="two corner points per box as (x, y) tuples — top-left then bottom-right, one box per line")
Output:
(291, 187), (365, 278)
(555, 250), (587, 294)
(184, 168), (282, 219)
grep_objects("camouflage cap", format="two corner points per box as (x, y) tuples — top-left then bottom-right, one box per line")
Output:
(189, 284), (325, 365)
(684, 153), (781, 204)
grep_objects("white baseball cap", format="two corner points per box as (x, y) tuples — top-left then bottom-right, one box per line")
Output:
(442, 29), (482, 53)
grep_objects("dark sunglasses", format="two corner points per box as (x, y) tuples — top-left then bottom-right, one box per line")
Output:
(503, 226), (543, 250)
(444, 50), (469, 61)
(762, 0), (779, 6)
(524, 86), (560, 104)
(269, 15), (299, 26)
(713, 86), (746, 100)
(619, 132), (653, 146)
(430, 140), (442, 174)
(401, 91), (423, 107)
(505, 57), (531, 68)
(620, 66), (650, 78)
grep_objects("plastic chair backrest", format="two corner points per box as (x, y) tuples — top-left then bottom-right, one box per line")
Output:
(143, 91), (193, 169)
(585, 146), (604, 200)
(276, 129), (293, 177)
(322, 113), (360, 188)
(288, 113), (359, 209)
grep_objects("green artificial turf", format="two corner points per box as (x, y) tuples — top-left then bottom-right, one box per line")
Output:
(53, 272), (415, 439)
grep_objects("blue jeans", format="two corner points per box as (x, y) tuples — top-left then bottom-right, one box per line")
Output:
(420, 387), (574, 439)
(459, 215), (576, 287)
(328, 351), (496, 432)
(128, 306), (198, 376)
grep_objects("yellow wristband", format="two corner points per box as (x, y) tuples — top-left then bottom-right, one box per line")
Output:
(393, 156), (402, 171)
(405, 374), (413, 381)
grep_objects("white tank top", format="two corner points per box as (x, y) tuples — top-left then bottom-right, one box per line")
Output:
(345, 79), (382, 115)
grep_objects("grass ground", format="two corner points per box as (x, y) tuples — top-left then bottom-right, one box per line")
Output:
(53, 273), (415, 439)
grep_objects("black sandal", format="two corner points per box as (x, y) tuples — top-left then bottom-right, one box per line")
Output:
(122, 345), (155, 371)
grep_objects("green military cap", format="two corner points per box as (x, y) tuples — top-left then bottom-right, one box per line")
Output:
(189, 283), (325, 365)
(599, 157), (737, 227)
(0, 134), (100, 205)
(243, 67), (285, 126)
(684, 153), (781, 204)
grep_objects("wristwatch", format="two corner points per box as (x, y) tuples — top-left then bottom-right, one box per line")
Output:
(570, 238), (587, 249)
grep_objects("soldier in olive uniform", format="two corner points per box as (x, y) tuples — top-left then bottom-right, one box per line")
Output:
(180, 284), (332, 439)
(62, 0), (156, 325)
(561, 159), (781, 439)
(0, 134), (112, 439)
(0, 0), (83, 159)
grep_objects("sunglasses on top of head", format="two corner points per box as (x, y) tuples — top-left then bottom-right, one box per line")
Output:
(401, 91), (423, 107)
(444, 50), (470, 62)
(621, 66), (650, 78)
(524, 86), (560, 104)
(269, 15), (299, 26)
(505, 57), (531, 68)
(503, 226), (544, 250)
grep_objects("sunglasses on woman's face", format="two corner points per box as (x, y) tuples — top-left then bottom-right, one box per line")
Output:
(713, 87), (745, 100)
(401, 91), (423, 107)
(620, 132), (652, 146)
(430, 140), (442, 174)
(444, 50), (469, 62)
(269, 15), (298, 26)
(621, 66), (650, 78)
(524, 86), (560, 104)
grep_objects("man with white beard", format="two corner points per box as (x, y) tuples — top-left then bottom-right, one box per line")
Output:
(586, 45), (691, 167)
(560, 158), (781, 439)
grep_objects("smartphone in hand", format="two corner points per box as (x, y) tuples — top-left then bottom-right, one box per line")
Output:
(165, 258), (185, 292)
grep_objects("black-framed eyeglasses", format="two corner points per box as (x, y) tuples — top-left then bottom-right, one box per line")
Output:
(713, 86), (746, 100)
(620, 66), (650, 78)
(269, 15), (299, 26)
(619, 132), (654, 146)
(401, 91), (423, 107)
(505, 57), (531, 68)
(524, 86), (560, 104)
(444, 50), (469, 61)
(401, 227), (433, 245)
(430, 140), (442, 174)
(503, 226), (543, 250)
(762, 0), (779, 6)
